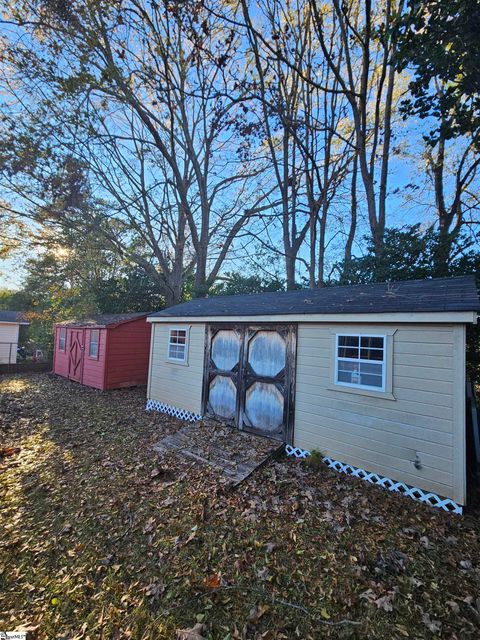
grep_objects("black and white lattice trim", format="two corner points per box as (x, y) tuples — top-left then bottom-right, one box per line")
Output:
(146, 399), (202, 423)
(285, 445), (462, 514)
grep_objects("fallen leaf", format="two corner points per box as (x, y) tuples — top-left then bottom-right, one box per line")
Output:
(176, 623), (206, 640)
(422, 612), (442, 633)
(248, 603), (269, 623)
(0, 446), (20, 457)
(203, 574), (220, 589)
(446, 600), (460, 614)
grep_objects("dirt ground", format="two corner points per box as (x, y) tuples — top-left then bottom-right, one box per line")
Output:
(1, 373), (479, 639)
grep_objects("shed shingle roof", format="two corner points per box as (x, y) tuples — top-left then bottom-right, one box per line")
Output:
(56, 312), (149, 328)
(0, 310), (29, 323)
(150, 275), (480, 319)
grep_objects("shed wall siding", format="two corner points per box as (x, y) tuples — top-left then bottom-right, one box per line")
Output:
(105, 319), (151, 388)
(53, 326), (69, 377)
(0, 323), (20, 364)
(81, 328), (107, 390)
(294, 323), (465, 503)
(148, 323), (206, 414)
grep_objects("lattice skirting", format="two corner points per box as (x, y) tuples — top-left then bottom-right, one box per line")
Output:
(146, 399), (202, 423)
(285, 444), (311, 459)
(285, 445), (462, 515)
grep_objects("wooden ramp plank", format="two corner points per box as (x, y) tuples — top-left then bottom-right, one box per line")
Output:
(152, 420), (281, 486)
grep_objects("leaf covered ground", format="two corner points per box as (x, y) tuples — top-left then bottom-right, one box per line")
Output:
(0, 373), (479, 640)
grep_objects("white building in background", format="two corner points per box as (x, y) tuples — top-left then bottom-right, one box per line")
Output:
(0, 311), (29, 364)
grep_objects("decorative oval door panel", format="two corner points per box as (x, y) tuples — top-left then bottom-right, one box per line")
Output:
(205, 328), (242, 422)
(240, 328), (290, 440)
(247, 330), (286, 378)
(243, 381), (285, 437)
(208, 375), (237, 421)
(211, 329), (241, 372)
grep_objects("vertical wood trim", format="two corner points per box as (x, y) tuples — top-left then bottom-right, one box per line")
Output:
(80, 329), (86, 385)
(452, 324), (466, 504)
(67, 328), (73, 379)
(147, 323), (156, 398)
(236, 325), (247, 430)
(285, 324), (297, 444)
(103, 328), (110, 391)
(53, 326), (57, 373)
(14, 324), (19, 364)
(201, 324), (212, 416)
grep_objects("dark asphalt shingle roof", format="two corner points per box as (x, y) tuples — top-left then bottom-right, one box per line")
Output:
(0, 310), (29, 323)
(150, 275), (480, 319)
(56, 312), (149, 328)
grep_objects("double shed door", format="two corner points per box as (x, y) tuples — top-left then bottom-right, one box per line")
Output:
(203, 324), (296, 442)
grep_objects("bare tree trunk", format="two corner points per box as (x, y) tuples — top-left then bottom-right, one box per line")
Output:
(342, 151), (358, 282)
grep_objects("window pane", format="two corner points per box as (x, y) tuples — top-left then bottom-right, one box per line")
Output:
(337, 359), (383, 388)
(338, 346), (359, 359)
(89, 330), (99, 357)
(360, 348), (383, 361)
(337, 359), (361, 385)
(337, 370), (352, 383)
(338, 335), (359, 348)
(361, 336), (384, 349)
(169, 342), (185, 360)
(360, 374), (383, 387)
(337, 359), (357, 372)
(170, 330), (186, 346)
(360, 362), (382, 376)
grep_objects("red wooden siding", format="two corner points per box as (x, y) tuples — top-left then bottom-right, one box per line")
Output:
(82, 328), (107, 390)
(105, 318), (151, 389)
(53, 326), (69, 378)
(53, 317), (151, 390)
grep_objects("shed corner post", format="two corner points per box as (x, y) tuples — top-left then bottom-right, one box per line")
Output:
(285, 323), (298, 446)
(103, 327), (110, 391)
(81, 328), (86, 386)
(200, 323), (211, 419)
(453, 323), (467, 505)
(52, 326), (56, 373)
(146, 322), (156, 400)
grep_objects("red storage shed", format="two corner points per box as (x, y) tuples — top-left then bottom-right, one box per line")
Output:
(53, 313), (152, 390)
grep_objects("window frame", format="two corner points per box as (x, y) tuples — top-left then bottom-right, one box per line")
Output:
(166, 326), (190, 365)
(58, 327), (66, 352)
(88, 329), (100, 360)
(333, 332), (388, 393)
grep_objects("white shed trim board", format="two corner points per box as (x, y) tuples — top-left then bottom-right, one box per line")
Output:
(148, 310), (477, 325)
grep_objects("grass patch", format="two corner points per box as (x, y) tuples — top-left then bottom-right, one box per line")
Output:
(1, 373), (480, 639)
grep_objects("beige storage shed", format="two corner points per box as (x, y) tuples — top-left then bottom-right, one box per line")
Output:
(146, 276), (479, 513)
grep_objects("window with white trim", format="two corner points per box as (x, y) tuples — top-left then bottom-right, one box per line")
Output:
(89, 329), (99, 358)
(59, 327), (66, 351)
(168, 328), (188, 362)
(335, 334), (386, 391)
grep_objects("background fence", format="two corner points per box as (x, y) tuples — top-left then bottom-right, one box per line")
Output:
(0, 342), (53, 374)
